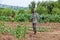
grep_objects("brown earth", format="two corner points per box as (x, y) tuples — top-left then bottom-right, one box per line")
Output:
(0, 32), (18, 40)
(25, 31), (60, 40)
(0, 22), (60, 40)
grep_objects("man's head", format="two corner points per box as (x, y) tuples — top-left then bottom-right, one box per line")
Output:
(32, 8), (35, 13)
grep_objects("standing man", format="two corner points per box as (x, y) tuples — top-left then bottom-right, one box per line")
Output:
(32, 9), (38, 34)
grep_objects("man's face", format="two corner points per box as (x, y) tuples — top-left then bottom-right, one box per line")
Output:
(32, 10), (34, 13)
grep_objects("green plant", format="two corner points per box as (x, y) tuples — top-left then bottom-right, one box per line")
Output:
(0, 23), (5, 32)
(38, 26), (50, 32)
(0, 16), (11, 21)
(0, 22), (27, 39)
(15, 25), (26, 39)
(15, 13), (32, 22)
(0, 23), (15, 34)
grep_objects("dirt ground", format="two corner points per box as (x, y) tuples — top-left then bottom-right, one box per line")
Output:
(0, 32), (18, 40)
(25, 31), (60, 40)
(0, 22), (60, 40)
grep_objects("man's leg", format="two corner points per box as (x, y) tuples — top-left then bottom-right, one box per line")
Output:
(33, 23), (36, 34)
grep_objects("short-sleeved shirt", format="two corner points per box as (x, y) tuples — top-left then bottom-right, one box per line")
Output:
(32, 13), (38, 23)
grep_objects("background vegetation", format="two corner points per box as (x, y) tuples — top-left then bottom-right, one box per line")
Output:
(0, 0), (60, 22)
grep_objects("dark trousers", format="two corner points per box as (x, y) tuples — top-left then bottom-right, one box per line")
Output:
(33, 23), (36, 34)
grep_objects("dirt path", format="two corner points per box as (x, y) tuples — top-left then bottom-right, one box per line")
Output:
(1, 31), (60, 40)
(0, 33), (18, 40)
(25, 31), (60, 40)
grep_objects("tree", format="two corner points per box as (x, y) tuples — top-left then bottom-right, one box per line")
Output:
(47, 3), (54, 14)
(18, 8), (25, 14)
(29, 1), (36, 12)
(36, 1), (48, 14)
(58, 0), (60, 4)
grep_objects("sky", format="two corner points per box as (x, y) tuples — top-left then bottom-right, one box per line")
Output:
(0, 0), (57, 7)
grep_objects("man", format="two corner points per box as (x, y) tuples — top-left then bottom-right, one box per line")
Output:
(32, 10), (38, 34)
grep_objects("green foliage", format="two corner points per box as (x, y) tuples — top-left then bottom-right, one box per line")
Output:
(29, 1), (36, 9)
(52, 7), (60, 14)
(0, 1), (60, 22)
(0, 23), (14, 34)
(15, 25), (25, 39)
(27, 26), (50, 32)
(15, 13), (32, 22)
(15, 14), (26, 22)
(25, 9), (32, 14)
(36, 6), (48, 14)
(0, 23), (5, 32)
(0, 23), (26, 39)
(0, 16), (11, 21)
(18, 8), (25, 14)
(38, 26), (50, 32)
(38, 14), (60, 23)
(0, 8), (12, 16)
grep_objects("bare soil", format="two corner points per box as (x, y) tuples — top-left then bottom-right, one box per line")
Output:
(0, 22), (60, 40)
(0, 32), (18, 40)
(25, 31), (60, 40)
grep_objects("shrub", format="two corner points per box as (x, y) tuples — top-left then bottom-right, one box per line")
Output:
(15, 25), (26, 39)
(0, 16), (11, 21)
(14, 13), (32, 22)
(38, 14), (60, 23)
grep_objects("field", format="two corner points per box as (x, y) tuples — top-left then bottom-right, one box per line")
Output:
(0, 0), (60, 40)
(0, 21), (60, 40)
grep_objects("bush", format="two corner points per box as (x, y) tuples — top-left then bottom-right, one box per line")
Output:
(15, 13), (32, 22)
(15, 25), (26, 39)
(0, 23), (14, 34)
(38, 14), (60, 23)
(0, 8), (12, 16)
(36, 6), (48, 15)
(18, 8), (25, 14)
(0, 16), (11, 21)
(14, 13), (60, 22)
(52, 7), (60, 15)
(46, 14), (60, 22)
